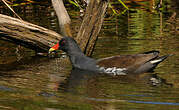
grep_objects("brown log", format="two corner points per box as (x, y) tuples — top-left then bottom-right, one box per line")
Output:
(76, 0), (109, 56)
(0, 14), (62, 52)
(0, 0), (108, 54)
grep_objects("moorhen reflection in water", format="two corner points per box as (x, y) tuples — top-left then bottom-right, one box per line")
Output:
(58, 67), (99, 93)
(58, 68), (173, 94)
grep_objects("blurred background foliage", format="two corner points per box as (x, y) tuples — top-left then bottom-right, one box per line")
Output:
(0, 0), (171, 17)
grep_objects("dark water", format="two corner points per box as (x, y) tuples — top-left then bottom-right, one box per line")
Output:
(0, 0), (179, 110)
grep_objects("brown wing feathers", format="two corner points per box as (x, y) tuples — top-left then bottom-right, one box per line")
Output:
(97, 51), (159, 69)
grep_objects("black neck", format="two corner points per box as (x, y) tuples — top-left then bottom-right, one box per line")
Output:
(64, 37), (98, 71)
(66, 41), (84, 56)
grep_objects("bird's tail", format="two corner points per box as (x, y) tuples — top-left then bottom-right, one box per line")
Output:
(150, 54), (172, 65)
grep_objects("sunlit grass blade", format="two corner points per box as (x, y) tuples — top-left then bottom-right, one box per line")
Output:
(108, 3), (118, 15)
(121, 9), (128, 14)
(69, 0), (79, 7)
(118, 0), (129, 10)
(68, 0), (83, 10)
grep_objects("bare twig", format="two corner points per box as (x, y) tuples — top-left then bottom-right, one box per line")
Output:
(52, 0), (72, 37)
(2, 0), (22, 20)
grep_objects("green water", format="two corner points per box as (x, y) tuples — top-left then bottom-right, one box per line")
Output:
(0, 0), (179, 110)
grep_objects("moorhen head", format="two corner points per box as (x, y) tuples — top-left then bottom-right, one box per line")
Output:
(49, 37), (171, 75)
(49, 37), (82, 54)
(49, 37), (99, 72)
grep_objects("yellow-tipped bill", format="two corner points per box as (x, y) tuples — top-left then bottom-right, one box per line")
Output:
(49, 48), (56, 53)
(48, 43), (59, 53)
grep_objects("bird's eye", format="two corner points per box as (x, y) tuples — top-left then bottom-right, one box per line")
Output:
(60, 40), (66, 46)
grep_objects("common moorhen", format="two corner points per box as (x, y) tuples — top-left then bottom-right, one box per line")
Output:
(49, 37), (170, 75)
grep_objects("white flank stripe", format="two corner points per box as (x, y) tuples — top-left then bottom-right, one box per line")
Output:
(99, 66), (127, 75)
